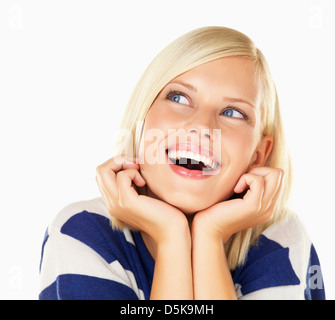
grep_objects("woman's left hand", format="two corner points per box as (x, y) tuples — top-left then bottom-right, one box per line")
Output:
(193, 167), (284, 243)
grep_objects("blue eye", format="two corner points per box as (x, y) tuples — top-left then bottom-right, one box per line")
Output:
(222, 108), (245, 119)
(167, 91), (190, 105)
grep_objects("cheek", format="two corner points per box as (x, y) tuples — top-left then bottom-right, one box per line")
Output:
(221, 128), (257, 165)
(138, 113), (170, 192)
(144, 101), (180, 130)
(211, 131), (257, 201)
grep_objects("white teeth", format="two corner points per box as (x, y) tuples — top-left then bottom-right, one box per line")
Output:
(167, 149), (217, 170)
(186, 151), (193, 160)
(194, 153), (201, 162)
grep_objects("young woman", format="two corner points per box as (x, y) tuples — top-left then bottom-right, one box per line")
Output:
(39, 26), (325, 300)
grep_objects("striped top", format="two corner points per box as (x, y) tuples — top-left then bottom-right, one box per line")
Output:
(39, 197), (325, 300)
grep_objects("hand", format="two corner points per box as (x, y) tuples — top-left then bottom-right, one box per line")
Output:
(95, 155), (189, 244)
(193, 167), (284, 243)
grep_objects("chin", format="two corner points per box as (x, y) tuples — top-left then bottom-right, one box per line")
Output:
(162, 191), (216, 214)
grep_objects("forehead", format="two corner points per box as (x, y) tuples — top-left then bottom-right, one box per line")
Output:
(170, 56), (262, 108)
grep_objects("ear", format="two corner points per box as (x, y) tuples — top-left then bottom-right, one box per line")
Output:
(249, 135), (274, 168)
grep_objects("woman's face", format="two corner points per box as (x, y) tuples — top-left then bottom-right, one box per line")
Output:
(139, 57), (272, 214)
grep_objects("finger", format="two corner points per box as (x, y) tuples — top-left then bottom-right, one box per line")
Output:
(260, 178), (283, 224)
(98, 155), (140, 173)
(249, 167), (283, 212)
(263, 169), (283, 211)
(234, 173), (265, 211)
(234, 173), (264, 196)
(116, 169), (146, 204)
(96, 163), (118, 199)
(96, 155), (140, 198)
(264, 170), (284, 214)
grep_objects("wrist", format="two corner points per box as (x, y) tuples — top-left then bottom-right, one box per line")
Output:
(155, 220), (191, 248)
(192, 213), (230, 244)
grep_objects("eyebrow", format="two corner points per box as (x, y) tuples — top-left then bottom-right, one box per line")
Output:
(222, 97), (255, 109)
(169, 80), (198, 93)
(168, 80), (255, 109)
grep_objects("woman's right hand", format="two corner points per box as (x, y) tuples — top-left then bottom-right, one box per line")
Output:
(95, 155), (189, 245)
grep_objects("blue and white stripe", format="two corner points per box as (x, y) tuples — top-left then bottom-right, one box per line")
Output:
(39, 198), (154, 300)
(39, 197), (325, 300)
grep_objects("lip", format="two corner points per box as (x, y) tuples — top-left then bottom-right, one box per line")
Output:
(166, 143), (221, 179)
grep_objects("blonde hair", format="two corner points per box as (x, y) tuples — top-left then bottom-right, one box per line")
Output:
(113, 26), (292, 270)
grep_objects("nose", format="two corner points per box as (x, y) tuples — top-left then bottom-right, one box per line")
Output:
(189, 128), (211, 139)
(186, 111), (214, 140)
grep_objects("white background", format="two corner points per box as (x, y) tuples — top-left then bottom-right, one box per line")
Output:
(0, 0), (334, 300)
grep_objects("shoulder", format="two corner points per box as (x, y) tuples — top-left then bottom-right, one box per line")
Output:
(233, 210), (325, 300)
(46, 197), (137, 247)
(263, 209), (310, 249)
(47, 197), (111, 232)
(39, 197), (148, 300)
(48, 197), (137, 259)
(41, 197), (139, 267)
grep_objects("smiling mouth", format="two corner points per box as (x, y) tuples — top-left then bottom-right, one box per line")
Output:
(166, 149), (219, 173)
